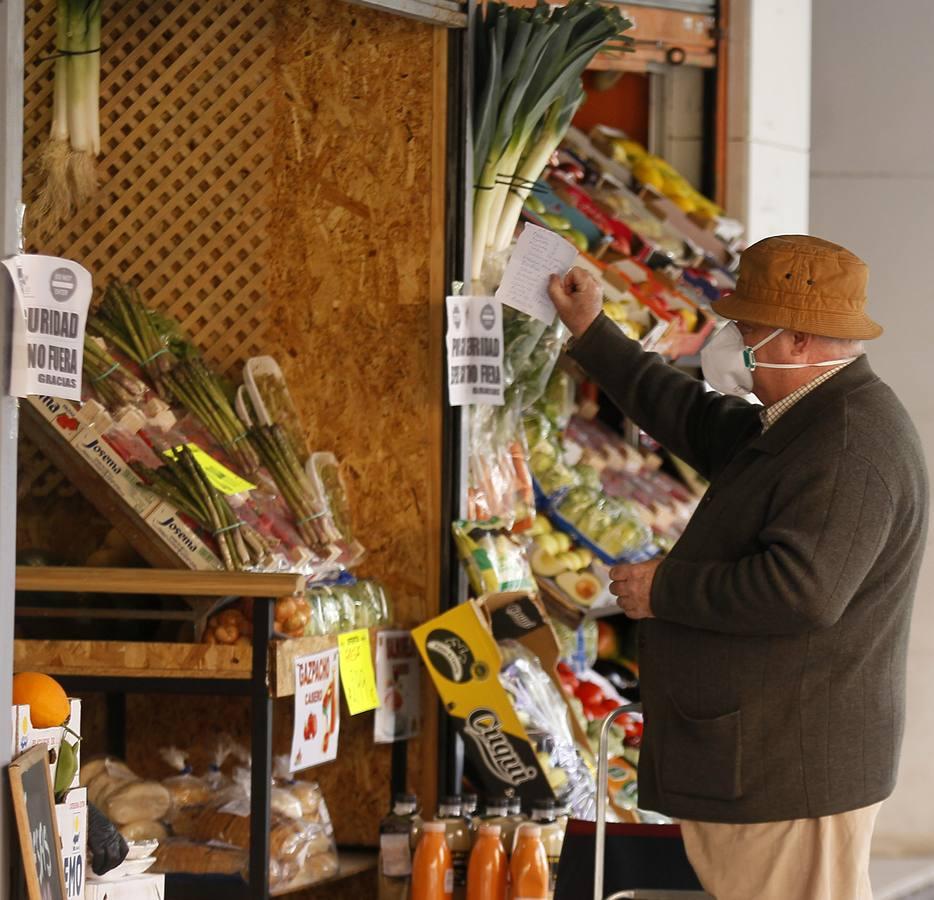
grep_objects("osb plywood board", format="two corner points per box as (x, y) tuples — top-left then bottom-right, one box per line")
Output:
(269, 0), (446, 819)
(22, 0), (273, 375)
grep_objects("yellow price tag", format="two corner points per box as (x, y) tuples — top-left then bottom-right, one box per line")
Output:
(338, 629), (380, 715)
(164, 444), (257, 495)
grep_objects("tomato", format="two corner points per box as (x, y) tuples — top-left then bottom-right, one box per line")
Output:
(574, 681), (605, 708)
(597, 698), (621, 718)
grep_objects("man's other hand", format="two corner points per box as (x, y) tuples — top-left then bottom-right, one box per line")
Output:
(548, 266), (603, 339)
(609, 560), (661, 619)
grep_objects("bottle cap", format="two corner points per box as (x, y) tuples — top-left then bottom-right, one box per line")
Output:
(443, 795), (461, 805)
(486, 796), (508, 806)
(423, 822), (446, 833)
(479, 824), (502, 837)
(395, 792), (418, 805)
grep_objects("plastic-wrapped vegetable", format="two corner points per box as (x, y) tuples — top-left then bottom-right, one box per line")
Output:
(467, 400), (534, 530)
(555, 487), (653, 560)
(452, 520), (535, 597)
(497, 641), (596, 819)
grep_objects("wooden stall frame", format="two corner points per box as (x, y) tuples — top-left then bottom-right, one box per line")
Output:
(13, 566), (377, 898)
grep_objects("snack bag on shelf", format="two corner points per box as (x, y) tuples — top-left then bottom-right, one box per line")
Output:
(497, 641), (596, 819)
(452, 519), (535, 597)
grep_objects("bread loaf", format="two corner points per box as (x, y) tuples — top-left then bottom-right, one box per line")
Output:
(106, 781), (172, 825)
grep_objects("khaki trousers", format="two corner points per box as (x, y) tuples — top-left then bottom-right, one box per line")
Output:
(679, 803), (882, 900)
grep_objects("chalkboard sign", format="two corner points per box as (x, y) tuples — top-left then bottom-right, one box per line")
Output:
(9, 745), (67, 900)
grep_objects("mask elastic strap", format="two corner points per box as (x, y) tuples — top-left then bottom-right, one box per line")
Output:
(742, 328), (784, 370)
(754, 358), (856, 370)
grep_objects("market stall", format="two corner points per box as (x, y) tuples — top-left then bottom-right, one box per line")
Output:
(9, 1), (462, 898)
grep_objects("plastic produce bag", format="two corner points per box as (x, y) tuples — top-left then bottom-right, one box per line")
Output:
(452, 519), (535, 597)
(467, 399), (534, 529)
(497, 641), (596, 819)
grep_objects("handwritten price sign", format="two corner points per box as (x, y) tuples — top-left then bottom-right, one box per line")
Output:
(338, 629), (380, 715)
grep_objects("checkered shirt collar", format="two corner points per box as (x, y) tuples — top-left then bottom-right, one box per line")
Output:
(759, 359), (858, 433)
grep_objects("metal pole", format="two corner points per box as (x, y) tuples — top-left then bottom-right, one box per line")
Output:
(595, 704), (641, 900)
(0, 2), (24, 899)
(248, 598), (274, 900)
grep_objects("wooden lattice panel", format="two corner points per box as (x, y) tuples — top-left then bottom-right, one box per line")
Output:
(22, 0), (273, 374)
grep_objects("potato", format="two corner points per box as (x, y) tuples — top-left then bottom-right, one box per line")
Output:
(276, 598), (296, 620)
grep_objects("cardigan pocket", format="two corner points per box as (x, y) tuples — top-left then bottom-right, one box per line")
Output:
(661, 696), (743, 801)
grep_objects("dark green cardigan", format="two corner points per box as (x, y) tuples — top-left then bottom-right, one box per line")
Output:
(568, 313), (929, 823)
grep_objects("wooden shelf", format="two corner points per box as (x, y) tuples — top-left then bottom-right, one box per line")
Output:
(270, 850), (377, 896)
(13, 638), (253, 681)
(16, 566), (305, 598)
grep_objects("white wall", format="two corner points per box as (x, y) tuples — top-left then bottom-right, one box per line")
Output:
(810, 0), (934, 855)
(726, 0), (812, 241)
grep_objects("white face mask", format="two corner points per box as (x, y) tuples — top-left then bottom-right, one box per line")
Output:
(700, 322), (855, 397)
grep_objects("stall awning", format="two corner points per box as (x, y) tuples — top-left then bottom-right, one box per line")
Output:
(613, 0), (715, 13)
(341, 0), (468, 27)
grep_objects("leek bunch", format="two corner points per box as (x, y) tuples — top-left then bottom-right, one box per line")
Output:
(33, 0), (102, 236)
(471, 1), (631, 280)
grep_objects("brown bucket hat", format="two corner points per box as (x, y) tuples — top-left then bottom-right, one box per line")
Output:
(712, 235), (883, 340)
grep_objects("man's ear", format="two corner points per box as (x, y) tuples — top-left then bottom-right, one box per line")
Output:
(790, 330), (812, 357)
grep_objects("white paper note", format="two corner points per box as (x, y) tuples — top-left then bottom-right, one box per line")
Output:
(374, 630), (421, 744)
(3, 254), (92, 402)
(495, 223), (579, 325)
(446, 296), (504, 406)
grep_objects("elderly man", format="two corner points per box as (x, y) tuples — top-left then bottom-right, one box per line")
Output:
(547, 235), (928, 899)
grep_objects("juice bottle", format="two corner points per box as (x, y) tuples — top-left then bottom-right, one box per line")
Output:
(481, 797), (517, 855)
(507, 796), (528, 854)
(412, 822), (453, 900)
(379, 793), (421, 900)
(466, 824), (507, 900)
(510, 825), (549, 900)
(437, 797), (471, 900)
(529, 800), (564, 899)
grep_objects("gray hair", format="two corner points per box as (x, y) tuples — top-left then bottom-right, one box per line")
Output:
(811, 335), (864, 358)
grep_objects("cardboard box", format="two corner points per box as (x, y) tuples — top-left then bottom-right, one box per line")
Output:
(413, 592), (594, 804)
(56, 787), (88, 900)
(144, 501), (224, 571)
(21, 698), (82, 791)
(85, 875), (165, 900)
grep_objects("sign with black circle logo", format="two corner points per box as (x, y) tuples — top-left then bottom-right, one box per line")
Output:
(424, 629), (476, 684)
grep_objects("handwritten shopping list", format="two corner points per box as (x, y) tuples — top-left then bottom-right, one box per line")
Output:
(495, 223), (580, 325)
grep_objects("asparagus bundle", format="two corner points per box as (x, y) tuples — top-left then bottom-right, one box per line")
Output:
(132, 445), (271, 571)
(83, 335), (147, 408)
(164, 359), (260, 475)
(249, 424), (337, 550)
(89, 280), (174, 397)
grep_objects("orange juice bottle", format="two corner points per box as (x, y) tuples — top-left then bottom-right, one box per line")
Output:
(509, 825), (549, 900)
(412, 822), (454, 900)
(467, 824), (507, 900)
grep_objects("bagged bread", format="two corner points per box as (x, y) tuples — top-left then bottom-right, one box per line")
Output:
(88, 767), (140, 809)
(270, 786), (303, 821)
(160, 747), (212, 812)
(119, 820), (168, 842)
(82, 756), (137, 788)
(152, 839), (246, 876)
(288, 781), (322, 820)
(106, 781), (172, 825)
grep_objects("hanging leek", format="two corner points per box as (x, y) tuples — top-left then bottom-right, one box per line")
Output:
(33, 0), (102, 236)
(471, 1), (632, 281)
